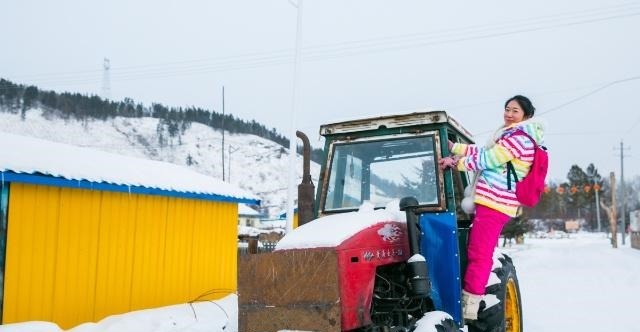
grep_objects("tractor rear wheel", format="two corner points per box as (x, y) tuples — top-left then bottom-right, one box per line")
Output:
(467, 254), (522, 332)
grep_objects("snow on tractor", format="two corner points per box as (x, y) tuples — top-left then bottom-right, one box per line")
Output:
(238, 111), (523, 332)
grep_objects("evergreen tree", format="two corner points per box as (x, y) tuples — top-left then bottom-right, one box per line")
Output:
(22, 86), (38, 108)
(501, 217), (530, 246)
(566, 165), (590, 218)
(0, 79), (19, 110)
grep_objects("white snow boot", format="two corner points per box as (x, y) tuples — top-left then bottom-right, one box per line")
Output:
(462, 290), (483, 321)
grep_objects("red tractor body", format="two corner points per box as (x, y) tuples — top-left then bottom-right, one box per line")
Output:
(334, 221), (409, 329)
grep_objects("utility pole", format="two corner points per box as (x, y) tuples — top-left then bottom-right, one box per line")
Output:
(101, 58), (111, 100)
(616, 141), (629, 245)
(286, 0), (304, 233)
(221, 86), (226, 182)
(595, 186), (601, 232)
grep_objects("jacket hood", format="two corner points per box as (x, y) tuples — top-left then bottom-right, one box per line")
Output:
(511, 117), (546, 146)
(488, 117), (546, 147)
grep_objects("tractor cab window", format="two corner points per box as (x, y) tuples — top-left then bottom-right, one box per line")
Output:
(323, 133), (442, 212)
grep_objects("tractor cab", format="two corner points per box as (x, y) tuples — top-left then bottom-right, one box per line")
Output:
(311, 111), (474, 222)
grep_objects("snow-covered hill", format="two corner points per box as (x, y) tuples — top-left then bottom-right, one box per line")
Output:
(0, 108), (321, 215)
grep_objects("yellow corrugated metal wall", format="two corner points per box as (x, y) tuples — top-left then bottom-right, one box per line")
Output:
(3, 183), (238, 329)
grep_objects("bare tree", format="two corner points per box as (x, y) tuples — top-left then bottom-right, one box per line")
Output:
(600, 172), (618, 248)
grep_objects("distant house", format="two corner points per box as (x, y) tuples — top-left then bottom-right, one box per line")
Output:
(238, 203), (264, 227)
(0, 133), (259, 329)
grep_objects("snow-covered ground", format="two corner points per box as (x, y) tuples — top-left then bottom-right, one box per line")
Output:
(0, 295), (238, 332)
(3, 231), (638, 331)
(502, 232), (640, 331)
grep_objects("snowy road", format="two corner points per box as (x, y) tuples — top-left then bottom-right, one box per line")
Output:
(503, 233), (640, 332)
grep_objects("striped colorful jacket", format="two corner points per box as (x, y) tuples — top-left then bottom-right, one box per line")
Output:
(451, 119), (545, 217)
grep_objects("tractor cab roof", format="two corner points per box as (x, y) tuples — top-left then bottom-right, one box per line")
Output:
(319, 110), (473, 142)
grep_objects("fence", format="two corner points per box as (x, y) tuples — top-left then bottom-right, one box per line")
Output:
(238, 239), (277, 255)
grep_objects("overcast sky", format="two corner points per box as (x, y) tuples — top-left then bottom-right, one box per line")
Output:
(2, 0), (640, 182)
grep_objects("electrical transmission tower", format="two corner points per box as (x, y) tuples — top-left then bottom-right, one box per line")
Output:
(102, 58), (111, 100)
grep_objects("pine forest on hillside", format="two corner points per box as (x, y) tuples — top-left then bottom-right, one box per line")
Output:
(0, 78), (324, 162)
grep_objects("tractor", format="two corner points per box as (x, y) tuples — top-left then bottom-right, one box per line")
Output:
(238, 111), (523, 332)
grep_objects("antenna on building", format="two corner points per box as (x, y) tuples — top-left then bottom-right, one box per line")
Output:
(102, 58), (111, 100)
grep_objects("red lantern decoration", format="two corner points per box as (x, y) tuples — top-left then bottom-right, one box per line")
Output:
(570, 186), (578, 194)
(593, 183), (601, 192)
(584, 185), (591, 193)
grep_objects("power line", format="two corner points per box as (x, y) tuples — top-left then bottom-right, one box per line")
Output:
(472, 75), (640, 136)
(539, 76), (640, 116)
(623, 117), (640, 138)
(447, 80), (618, 112)
(2, 3), (639, 89)
(301, 8), (640, 62)
(302, 1), (640, 52)
(10, 2), (640, 81)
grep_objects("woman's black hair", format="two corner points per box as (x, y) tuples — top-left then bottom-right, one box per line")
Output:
(505, 95), (535, 118)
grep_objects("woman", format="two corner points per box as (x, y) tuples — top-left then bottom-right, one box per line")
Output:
(439, 95), (545, 320)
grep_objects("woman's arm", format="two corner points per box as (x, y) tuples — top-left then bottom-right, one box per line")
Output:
(455, 135), (531, 171)
(451, 142), (476, 156)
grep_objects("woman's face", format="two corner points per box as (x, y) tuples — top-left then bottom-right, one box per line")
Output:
(504, 100), (526, 126)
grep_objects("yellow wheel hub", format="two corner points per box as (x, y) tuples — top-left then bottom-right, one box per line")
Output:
(505, 278), (521, 332)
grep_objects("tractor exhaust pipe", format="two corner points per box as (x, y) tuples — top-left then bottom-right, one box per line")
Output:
(399, 196), (430, 298)
(296, 131), (315, 226)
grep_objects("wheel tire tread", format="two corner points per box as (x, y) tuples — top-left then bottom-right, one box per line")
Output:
(467, 254), (522, 332)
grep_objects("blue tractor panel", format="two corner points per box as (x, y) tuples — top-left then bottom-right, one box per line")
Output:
(419, 212), (463, 326)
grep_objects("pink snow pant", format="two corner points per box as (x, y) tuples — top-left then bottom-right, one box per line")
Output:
(463, 204), (511, 295)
